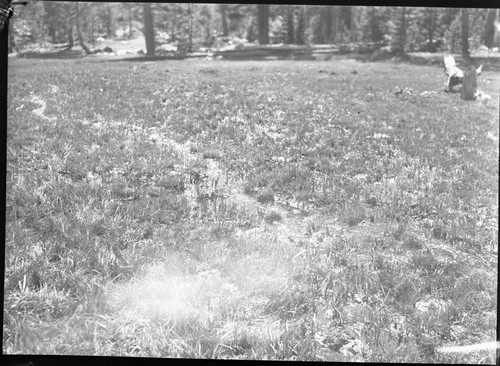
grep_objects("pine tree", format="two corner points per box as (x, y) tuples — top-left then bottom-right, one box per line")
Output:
(483, 9), (496, 48)
(143, 3), (155, 56)
(286, 5), (294, 44)
(461, 8), (470, 58)
(257, 4), (269, 45)
(295, 6), (307, 45)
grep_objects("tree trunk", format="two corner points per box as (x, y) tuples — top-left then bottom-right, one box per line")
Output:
(295, 6), (306, 45)
(332, 6), (340, 43)
(219, 4), (228, 37)
(90, 15), (96, 47)
(325, 6), (333, 44)
(75, 2), (91, 55)
(36, 17), (46, 48)
(258, 4), (269, 45)
(350, 6), (357, 42)
(128, 4), (133, 39)
(396, 7), (407, 55)
(143, 3), (155, 56)
(105, 4), (111, 38)
(461, 8), (470, 58)
(483, 9), (496, 48)
(67, 23), (74, 49)
(187, 3), (194, 53)
(461, 66), (477, 100)
(286, 5), (294, 44)
(427, 8), (436, 44)
(8, 20), (16, 53)
(47, 25), (56, 44)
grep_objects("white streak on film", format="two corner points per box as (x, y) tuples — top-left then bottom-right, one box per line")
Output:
(437, 341), (499, 353)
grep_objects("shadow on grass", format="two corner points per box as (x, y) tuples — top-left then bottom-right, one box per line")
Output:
(107, 55), (186, 62)
(17, 49), (85, 59)
(16, 48), (500, 73)
(107, 54), (321, 63)
(109, 51), (500, 69)
(352, 51), (500, 73)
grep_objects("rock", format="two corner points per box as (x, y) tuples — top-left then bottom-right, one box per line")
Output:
(103, 46), (113, 53)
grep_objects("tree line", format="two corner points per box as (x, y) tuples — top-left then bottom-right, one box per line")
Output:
(9, 2), (500, 58)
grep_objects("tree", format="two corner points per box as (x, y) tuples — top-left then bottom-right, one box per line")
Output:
(219, 4), (228, 36)
(126, 4), (133, 39)
(295, 6), (306, 45)
(349, 6), (358, 42)
(331, 6), (341, 43)
(285, 5), (294, 44)
(257, 4), (269, 45)
(308, 5), (332, 44)
(227, 5), (246, 36)
(461, 8), (470, 58)
(185, 3), (194, 52)
(483, 8), (496, 48)
(443, 9), (462, 53)
(117, 3), (141, 40)
(43, 2), (58, 43)
(420, 8), (438, 45)
(324, 6), (334, 43)
(75, 2), (91, 54)
(365, 7), (385, 43)
(395, 7), (408, 55)
(143, 3), (155, 56)
(198, 5), (213, 45)
(100, 3), (113, 38)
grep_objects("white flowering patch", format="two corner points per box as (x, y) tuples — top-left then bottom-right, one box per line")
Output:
(369, 132), (389, 139)
(86, 171), (102, 187)
(340, 338), (367, 361)
(353, 174), (368, 182)
(415, 298), (451, 315)
(89, 143), (101, 152)
(29, 95), (56, 122)
(91, 121), (104, 130)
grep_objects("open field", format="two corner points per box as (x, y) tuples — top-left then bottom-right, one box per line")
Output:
(5, 55), (499, 362)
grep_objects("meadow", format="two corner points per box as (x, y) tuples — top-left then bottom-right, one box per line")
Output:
(4, 54), (498, 362)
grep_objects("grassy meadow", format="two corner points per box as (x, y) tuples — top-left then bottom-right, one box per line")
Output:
(4, 54), (499, 362)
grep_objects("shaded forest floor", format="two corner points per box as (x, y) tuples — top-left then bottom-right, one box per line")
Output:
(11, 36), (500, 73)
(4, 56), (498, 362)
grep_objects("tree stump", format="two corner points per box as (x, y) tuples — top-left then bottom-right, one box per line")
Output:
(443, 55), (482, 93)
(461, 66), (478, 100)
